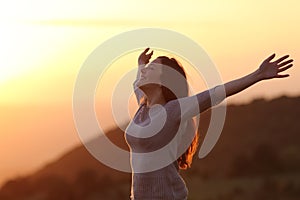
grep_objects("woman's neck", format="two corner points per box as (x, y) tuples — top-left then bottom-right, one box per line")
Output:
(142, 86), (166, 108)
(147, 95), (166, 108)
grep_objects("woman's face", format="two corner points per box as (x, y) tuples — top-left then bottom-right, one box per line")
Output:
(136, 58), (163, 88)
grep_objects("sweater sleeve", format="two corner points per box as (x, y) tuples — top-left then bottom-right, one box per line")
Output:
(133, 65), (146, 105)
(166, 85), (226, 122)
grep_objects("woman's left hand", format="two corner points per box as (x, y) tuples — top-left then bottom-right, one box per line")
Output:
(258, 54), (294, 80)
(138, 48), (153, 66)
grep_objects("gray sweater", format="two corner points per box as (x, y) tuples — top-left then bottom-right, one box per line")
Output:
(125, 68), (224, 199)
(125, 101), (190, 200)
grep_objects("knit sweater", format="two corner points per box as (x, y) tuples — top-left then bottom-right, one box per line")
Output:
(125, 69), (225, 199)
(125, 100), (190, 200)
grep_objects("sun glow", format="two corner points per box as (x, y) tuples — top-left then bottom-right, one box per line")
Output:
(0, 21), (60, 84)
(0, 0), (299, 188)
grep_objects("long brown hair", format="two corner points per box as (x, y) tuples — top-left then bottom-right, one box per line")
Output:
(158, 56), (199, 170)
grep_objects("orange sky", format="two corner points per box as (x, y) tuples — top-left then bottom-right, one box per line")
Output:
(0, 0), (299, 186)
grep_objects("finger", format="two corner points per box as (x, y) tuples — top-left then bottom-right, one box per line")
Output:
(278, 59), (293, 67)
(274, 55), (289, 64)
(265, 53), (276, 62)
(278, 64), (293, 73)
(148, 50), (154, 57)
(143, 47), (150, 54)
(275, 74), (289, 78)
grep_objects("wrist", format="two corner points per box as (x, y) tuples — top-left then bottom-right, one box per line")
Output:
(138, 61), (146, 67)
(253, 69), (264, 82)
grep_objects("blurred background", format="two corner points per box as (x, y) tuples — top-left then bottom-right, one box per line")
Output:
(0, 0), (299, 199)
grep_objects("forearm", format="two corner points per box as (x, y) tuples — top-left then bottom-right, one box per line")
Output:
(133, 64), (146, 105)
(136, 64), (146, 80)
(204, 69), (263, 109)
(223, 69), (262, 98)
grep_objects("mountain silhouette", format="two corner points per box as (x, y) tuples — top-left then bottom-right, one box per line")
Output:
(1, 95), (299, 200)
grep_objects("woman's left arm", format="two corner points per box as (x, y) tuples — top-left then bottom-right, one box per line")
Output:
(133, 48), (154, 105)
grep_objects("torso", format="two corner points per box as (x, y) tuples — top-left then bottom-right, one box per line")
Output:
(125, 103), (188, 200)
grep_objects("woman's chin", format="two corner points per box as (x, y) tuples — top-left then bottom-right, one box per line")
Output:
(136, 78), (146, 87)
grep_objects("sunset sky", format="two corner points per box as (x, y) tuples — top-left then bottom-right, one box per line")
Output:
(0, 0), (299, 186)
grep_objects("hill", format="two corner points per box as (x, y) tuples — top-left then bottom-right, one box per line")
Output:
(1, 96), (300, 200)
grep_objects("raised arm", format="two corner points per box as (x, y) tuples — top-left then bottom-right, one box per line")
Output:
(223, 53), (293, 98)
(133, 48), (153, 105)
(169, 53), (294, 121)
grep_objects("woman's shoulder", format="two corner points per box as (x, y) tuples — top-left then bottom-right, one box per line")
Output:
(164, 99), (179, 109)
(163, 100), (182, 122)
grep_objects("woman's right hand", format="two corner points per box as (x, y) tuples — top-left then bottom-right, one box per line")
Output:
(138, 48), (153, 66)
(257, 53), (293, 80)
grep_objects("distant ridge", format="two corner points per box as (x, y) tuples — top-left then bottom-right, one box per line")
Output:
(1, 95), (299, 199)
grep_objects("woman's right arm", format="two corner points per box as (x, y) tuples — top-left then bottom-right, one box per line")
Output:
(168, 53), (294, 122)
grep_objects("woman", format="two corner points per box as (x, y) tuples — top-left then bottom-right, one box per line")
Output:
(125, 48), (293, 199)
